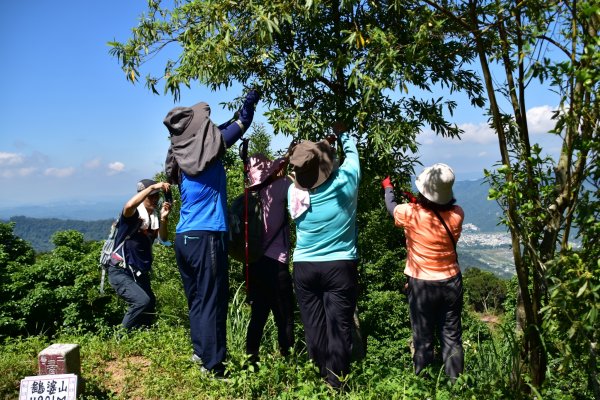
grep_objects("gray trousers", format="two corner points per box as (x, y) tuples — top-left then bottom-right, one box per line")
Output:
(407, 273), (464, 379)
(108, 266), (155, 330)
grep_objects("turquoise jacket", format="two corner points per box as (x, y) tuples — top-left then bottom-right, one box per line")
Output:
(288, 133), (360, 262)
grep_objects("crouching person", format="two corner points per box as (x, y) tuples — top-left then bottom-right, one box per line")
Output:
(108, 179), (171, 330)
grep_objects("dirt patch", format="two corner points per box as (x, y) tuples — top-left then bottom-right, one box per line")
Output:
(104, 355), (152, 400)
(480, 314), (500, 325)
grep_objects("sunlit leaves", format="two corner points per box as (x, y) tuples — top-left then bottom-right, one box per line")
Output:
(109, 0), (485, 178)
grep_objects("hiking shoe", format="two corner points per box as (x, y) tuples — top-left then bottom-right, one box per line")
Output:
(199, 366), (230, 382)
(190, 353), (203, 365)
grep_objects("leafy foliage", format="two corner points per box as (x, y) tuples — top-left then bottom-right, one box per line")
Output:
(0, 228), (124, 338)
(542, 251), (600, 399)
(109, 0), (485, 179)
(463, 267), (507, 313)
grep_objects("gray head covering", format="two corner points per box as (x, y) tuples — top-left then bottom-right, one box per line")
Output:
(163, 102), (226, 183)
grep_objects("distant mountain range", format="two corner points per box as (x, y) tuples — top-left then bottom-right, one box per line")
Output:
(0, 198), (125, 221)
(453, 178), (505, 232)
(1, 178), (506, 252)
(5, 216), (113, 253)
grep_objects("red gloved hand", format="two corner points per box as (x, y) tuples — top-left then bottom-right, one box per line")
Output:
(403, 191), (417, 203)
(381, 176), (393, 189)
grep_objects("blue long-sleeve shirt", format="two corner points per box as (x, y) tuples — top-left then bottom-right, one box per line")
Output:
(175, 119), (243, 234)
(288, 133), (361, 262)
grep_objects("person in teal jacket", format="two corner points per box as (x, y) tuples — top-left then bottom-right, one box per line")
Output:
(287, 122), (360, 389)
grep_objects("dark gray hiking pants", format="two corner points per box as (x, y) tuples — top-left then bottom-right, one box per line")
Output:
(407, 273), (464, 379)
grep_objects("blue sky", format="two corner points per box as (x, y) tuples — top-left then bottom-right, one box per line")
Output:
(0, 1), (562, 208)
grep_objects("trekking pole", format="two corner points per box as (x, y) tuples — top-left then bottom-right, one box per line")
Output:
(239, 138), (251, 296)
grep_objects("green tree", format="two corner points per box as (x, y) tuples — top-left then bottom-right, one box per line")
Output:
(247, 122), (274, 158)
(109, 0), (485, 180)
(0, 223), (36, 336)
(422, 0), (599, 389)
(0, 229), (126, 337)
(463, 267), (507, 313)
(0, 222), (35, 267)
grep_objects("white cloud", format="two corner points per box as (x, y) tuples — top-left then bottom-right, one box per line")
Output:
(44, 167), (75, 178)
(0, 152), (24, 166)
(84, 158), (101, 169)
(457, 122), (497, 144)
(17, 167), (36, 176)
(421, 136), (435, 145)
(418, 123), (496, 146)
(527, 105), (556, 134)
(108, 161), (125, 175)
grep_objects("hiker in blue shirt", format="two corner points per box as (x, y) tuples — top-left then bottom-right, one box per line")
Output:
(287, 122), (360, 389)
(163, 90), (260, 379)
(108, 179), (171, 330)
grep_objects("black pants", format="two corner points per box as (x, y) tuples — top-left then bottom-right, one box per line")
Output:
(246, 256), (295, 361)
(407, 273), (464, 379)
(294, 260), (358, 388)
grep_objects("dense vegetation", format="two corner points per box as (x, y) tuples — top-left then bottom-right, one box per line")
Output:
(0, 139), (596, 398)
(0, 214), (530, 400)
(1, 0), (597, 398)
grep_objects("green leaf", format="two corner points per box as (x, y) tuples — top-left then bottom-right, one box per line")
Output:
(576, 281), (588, 298)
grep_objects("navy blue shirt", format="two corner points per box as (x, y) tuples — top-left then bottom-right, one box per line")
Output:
(114, 210), (157, 273)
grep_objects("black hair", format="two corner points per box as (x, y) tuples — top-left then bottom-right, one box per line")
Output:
(417, 193), (457, 212)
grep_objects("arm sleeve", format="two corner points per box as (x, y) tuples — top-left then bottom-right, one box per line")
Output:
(339, 132), (360, 180)
(218, 119), (233, 130)
(384, 187), (398, 216)
(220, 122), (243, 148)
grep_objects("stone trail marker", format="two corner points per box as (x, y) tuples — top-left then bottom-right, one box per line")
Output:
(19, 343), (81, 399)
(38, 343), (81, 375)
(19, 373), (77, 400)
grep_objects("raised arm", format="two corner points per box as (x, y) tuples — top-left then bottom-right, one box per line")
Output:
(220, 90), (261, 148)
(382, 176), (397, 216)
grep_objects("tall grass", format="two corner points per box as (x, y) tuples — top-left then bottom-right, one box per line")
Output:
(1, 287), (527, 399)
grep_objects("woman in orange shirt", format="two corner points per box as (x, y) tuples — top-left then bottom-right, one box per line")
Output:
(382, 163), (464, 380)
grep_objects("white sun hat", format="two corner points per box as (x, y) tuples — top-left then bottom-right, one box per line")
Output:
(415, 163), (455, 205)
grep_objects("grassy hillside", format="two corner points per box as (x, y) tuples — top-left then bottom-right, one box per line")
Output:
(1, 286), (522, 400)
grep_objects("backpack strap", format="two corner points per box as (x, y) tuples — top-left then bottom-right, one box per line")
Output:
(432, 209), (459, 264)
(100, 215), (143, 294)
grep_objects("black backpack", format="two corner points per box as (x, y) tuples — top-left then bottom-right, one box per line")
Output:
(228, 190), (265, 264)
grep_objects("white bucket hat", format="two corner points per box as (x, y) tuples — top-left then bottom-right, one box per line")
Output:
(415, 163), (455, 205)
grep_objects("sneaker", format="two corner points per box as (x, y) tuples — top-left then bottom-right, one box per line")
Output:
(190, 353), (203, 365)
(199, 366), (230, 382)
